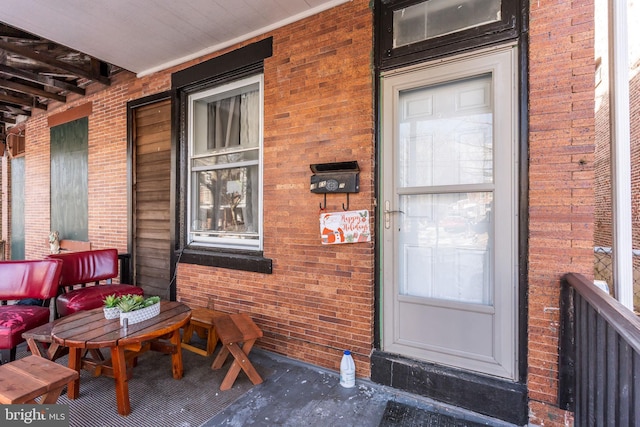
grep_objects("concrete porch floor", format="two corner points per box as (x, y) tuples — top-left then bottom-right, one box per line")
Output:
(201, 349), (521, 427)
(13, 340), (521, 426)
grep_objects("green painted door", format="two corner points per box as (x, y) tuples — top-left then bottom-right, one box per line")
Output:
(10, 157), (24, 259)
(50, 117), (88, 241)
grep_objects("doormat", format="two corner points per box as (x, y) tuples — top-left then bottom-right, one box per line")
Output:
(379, 400), (489, 427)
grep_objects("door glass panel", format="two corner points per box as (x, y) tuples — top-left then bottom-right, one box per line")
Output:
(393, 0), (502, 48)
(397, 73), (494, 305)
(398, 193), (493, 304)
(398, 75), (493, 187)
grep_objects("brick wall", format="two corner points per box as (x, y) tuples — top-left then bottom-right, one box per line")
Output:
(632, 71), (640, 246)
(595, 70), (640, 247)
(595, 68), (640, 249)
(594, 79), (611, 249)
(6, 0), (601, 423)
(24, 74), (134, 261)
(595, 62), (640, 306)
(527, 0), (595, 425)
(19, 0), (375, 376)
(177, 3), (375, 376)
(20, 69), (173, 262)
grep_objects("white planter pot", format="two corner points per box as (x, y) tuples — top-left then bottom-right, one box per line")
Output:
(119, 302), (161, 325)
(103, 306), (120, 319)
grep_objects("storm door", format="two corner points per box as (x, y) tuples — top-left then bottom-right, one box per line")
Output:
(381, 46), (518, 379)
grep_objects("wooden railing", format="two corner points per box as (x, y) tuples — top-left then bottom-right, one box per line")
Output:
(559, 273), (640, 425)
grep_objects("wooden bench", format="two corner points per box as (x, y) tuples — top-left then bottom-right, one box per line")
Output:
(0, 355), (79, 404)
(211, 313), (263, 390)
(181, 308), (226, 356)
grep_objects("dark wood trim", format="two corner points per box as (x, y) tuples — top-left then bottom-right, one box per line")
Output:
(172, 37), (273, 89)
(373, 0), (383, 351)
(118, 253), (133, 284)
(47, 102), (92, 128)
(517, 26), (530, 385)
(170, 90), (180, 300)
(371, 350), (528, 425)
(180, 248), (272, 274)
(127, 91), (172, 110)
(171, 38), (274, 275)
(376, 0), (521, 71)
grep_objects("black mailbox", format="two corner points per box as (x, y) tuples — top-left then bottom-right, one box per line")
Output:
(310, 161), (359, 194)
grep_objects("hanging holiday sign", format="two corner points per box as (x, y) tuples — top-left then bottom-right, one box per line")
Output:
(319, 210), (371, 245)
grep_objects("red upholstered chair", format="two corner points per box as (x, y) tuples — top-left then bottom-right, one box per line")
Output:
(46, 249), (143, 317)
(0, 259), (63, 364)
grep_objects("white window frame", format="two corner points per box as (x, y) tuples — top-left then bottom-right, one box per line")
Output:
(186, 74), (264, 250)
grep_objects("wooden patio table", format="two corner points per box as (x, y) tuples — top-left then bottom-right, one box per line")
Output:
(51, 301), (191, 416)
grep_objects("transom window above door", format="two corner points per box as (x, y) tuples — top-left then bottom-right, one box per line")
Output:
(393, 0), (502, 48)
(377, 0), (521, 70)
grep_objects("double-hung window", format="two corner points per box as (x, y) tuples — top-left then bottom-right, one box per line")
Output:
(188, 74), (263, 250)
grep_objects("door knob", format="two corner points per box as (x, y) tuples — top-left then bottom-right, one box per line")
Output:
(384, 200), (404, 229)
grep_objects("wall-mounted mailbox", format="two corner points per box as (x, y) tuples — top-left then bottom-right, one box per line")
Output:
(310, 161), (359, 194)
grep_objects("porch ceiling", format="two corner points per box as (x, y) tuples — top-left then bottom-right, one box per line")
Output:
(0, 0), (346, 135)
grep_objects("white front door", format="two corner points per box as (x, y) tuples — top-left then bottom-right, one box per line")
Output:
(381, 45), (518, 379)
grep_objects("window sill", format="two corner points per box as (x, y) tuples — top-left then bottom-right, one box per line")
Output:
(178, 247), (272, 274)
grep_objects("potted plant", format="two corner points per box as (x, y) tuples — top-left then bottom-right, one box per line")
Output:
(118, 294), (161, 325)
(103, 294), (122, 319)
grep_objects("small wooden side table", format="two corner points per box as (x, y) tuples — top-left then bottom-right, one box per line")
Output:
(0, 355), (79, 404)
(211, 313), (263, 390)
(182, 308), (226, 356)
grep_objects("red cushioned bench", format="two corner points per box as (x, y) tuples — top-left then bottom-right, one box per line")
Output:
(0, 259), (63, 364)
(47, 249), (143, 317)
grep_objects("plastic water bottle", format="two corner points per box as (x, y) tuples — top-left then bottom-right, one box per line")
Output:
(340, 350), (356, 388)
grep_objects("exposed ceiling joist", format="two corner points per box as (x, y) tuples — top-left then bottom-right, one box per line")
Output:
(0, 0), (346, 135)
(0, 77), (66, 103)
(0, 39), (110, 86)
(0, 22), (120, 130)
(0, 104), (30, 116)
(0, 114), (15, 124)
(0, 91), (46, 110)
(0, 64), (85, 95)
